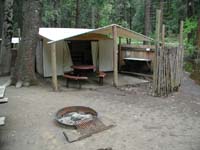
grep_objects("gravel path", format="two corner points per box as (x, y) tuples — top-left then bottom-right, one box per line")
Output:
(0, 73), (200, 150)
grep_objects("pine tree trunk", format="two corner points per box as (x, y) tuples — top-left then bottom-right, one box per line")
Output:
(197, 18), (200, 68)
(144, 0), (151, 36)
(52, 0), (60, 27)
(160, 0), (164, 27)
(75, 0), (80, 28)
(91, 6), (95, 29)
(0, 0), (4, 37)
(11, 0), (41, 86)
(187, 0), (194, 17)
(0, 0), (14, 76)
(197, 18), (200, 50)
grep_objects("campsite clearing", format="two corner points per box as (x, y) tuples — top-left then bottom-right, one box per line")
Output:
(0, 73), (200, 150)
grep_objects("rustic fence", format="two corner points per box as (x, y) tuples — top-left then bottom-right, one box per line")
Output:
(153, 46), (184, 96)
(153, 10), (184, 96)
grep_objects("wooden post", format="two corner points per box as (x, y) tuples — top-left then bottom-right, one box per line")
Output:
(153, 9), (161, 96)
(51, 43), (58, 91)
(162, 25), (165, 48)
(179, 21), (184, 47)
(112, 25), (118, 87)
(179, 21), (184, 86)
(161, 24), (166, 95)
(118, 37), (122, 70)
(156, 10), (161, 43)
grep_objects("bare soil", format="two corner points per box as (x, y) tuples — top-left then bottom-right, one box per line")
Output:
(0, 72), (200, 150)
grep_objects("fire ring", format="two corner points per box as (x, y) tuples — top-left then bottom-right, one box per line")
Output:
(55, 106), (98, 127)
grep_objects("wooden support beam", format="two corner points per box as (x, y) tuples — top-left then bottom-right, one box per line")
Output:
(156, 9), (161, 43)
(51, 43), (58, 91)
(153, 9), (161, 96)
(162, 25), (165, 48)
(112, 25), (118, 87)
(179, 21), (184, 47)
(179, 21), (184, 86)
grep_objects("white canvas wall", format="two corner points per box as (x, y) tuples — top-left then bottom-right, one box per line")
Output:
(91, 41), (98, 69)
(43, 39), (63, 77)
(91, 40), (113, 72)
(99, 40), (113, 71)
(37, 38), (113, 77)
(63, 42), (73, 72)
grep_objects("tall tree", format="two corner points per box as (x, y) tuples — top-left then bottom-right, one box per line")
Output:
(52, 0), (61, 27)
(75, 0), (80, 28)
(160, 0), (164, 26)
(0, 0), (14, 76)
(144, 0), (151, 36)
(91, 6), (95, 28)
(198, 18), (200, 50)
(187, 0), (194, 18)
(11, 0), (42, 87)
(0, 0), (4, 37)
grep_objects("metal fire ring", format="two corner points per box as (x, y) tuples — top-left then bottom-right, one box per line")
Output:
(55, 106), (98, 127)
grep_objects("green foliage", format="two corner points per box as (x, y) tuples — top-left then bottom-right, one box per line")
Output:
(184, 18), (197, 34)
(184, 18), (198, 56)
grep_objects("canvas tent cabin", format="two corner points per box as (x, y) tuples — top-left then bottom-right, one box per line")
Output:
(36, 24), (153, 90)
(37, 28), (114, 77)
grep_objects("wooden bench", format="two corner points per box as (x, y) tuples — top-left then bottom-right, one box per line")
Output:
(63, 74), (88, 89)
(0, 86), (6, 99)
(97, 72), (106, 85)
(0, 97), (8, 104)
(0, 117), (5, 126)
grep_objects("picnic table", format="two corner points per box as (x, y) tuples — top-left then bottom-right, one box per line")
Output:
(0, 86), (7, 126)
(71, 65), (96, 71)
(71, 65), (96, 76)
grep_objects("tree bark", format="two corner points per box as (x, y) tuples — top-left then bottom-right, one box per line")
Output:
(197, 18), (200, 50)
(197, 18), (200, 63)
(160, 0), (164, 27)
(0, 0), (4, 37)
(11, 0), (41, 86)
(75, 0), (80, 28)
(0, 0), (13, 76)
(187, 0), (194, 17)
(144, 0), (151, 36)
(91, 6), (95, 29)
(52, 0), (60, 27)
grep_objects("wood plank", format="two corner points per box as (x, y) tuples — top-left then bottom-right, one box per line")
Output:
(0, 117), (5, 126)
(120, 71), (153, 78)
(120, 44), (156, 50)
(0, 86), (6, 98)
(0, 97), (8, 104)
(124, 57), (151, 61)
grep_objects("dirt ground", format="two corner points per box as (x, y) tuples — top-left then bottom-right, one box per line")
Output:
(0, 73), (200, 150)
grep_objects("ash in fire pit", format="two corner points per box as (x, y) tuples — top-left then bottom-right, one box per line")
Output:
(56, 106), (115, 143)
(56, 106), (98, 126)
(58, 112), (93, 125)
